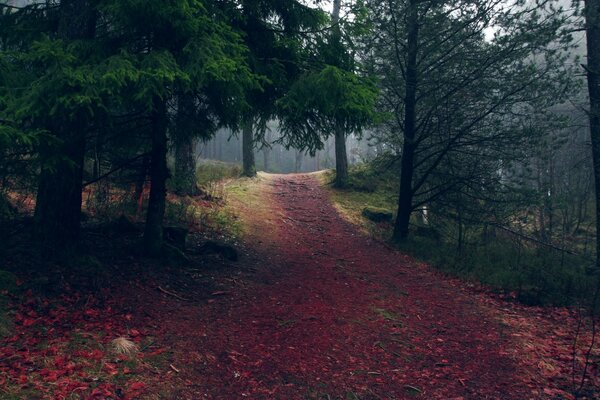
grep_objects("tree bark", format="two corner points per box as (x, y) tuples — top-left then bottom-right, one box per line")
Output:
(392, 0), (419, 242)
(143, 97), (169, 254)
(34, 0), (95, 256)
(330, 0), (349, 187)
(295, 150), (303, 172)
(586, 0), (600, 270)
(242, 119), (256, 177)
(174, 94), (198, 195)
(35, 124), (86, 255)
(334, 125), (348, 186)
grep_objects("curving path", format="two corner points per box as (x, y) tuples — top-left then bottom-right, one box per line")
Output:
(162, 173), (531, 399)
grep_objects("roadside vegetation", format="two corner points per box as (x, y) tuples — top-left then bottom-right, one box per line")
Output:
(0, 159), (245, 399)
(323, 159), (598, 307)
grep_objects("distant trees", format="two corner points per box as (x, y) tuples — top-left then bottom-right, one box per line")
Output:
(363, 0), (576, 241)
(277, 0), (379, 187)
(234, 0), (325, 177)
(278, 65), (378, 186)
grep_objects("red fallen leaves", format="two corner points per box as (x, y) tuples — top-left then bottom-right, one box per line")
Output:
(129, 328), (141, 337)
(1, 174), (598, 399)
(90, 384), (115, 398)
(169, 174), (599, 399)
(147, 347), (166, 356)
(14, 313), (36, 327)
(128, 381), (147, 392)
(88, 348), (105, 360)
(0, 288), (161, 399)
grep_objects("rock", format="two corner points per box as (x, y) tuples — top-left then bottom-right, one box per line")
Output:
(163, 226), (188, 251)
(198, 240), (238, 261)
(361, 207), (393, 222)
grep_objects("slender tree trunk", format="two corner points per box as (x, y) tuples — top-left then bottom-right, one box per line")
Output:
(92, 141), (100, 180)
(334, 126), (348, 186)
(295, 150), (303, 172)
(586, 0), (600, 270)
(275, 144), (282, 169)
(262, 130), (271, 172)
(392, 0), (419, 242)
(174, 94), (198, 195)
(263, 148), (270, 172)
(316, 151), (321, 170)
(133, 154), (150, 217)
(143, 97), (169, 254)
(34, 0), (95, 256)
(457, 201), (464, 256)
(536, 160), (547, 240)
(331, 0), (349, 186)
(218, 134), (223, 160)
(242, 119), (256, 177)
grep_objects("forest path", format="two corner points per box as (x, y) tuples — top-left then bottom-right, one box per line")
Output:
(165, 173), (533, 399)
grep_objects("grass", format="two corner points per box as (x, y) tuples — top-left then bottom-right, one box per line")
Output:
(319, 165), (397, 240)
(322, 160), (598, 307)
(397, 234), (595, 306)
(223, 173), (274, 239)
(160, 160), (247, 238)
(196, 159), (242, 187)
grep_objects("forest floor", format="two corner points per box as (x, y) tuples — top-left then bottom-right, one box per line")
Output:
(1, 173), (599, 399)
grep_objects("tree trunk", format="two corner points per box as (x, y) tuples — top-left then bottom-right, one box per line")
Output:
(330, 0), (348, 187)
(316, 151), (321, 170)
(263, 130), (271, 172)
(334, 126), (348, 186)
(34, 0), (96, 257)
(295, 150), (303, 172)
(242, 119), (256, 177)
(174, 94), (198, 195)
(586, 0), (600, 270)
(143, 97), (169, 254)
(457, 202), (464, 256)
(392, 0), (419, 242)
(35, 126), (86, 256)
(263, 148), (270, 172)
(133, 154), (150, 217)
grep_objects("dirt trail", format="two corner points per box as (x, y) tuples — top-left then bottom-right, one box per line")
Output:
(158, 173), (537, 399)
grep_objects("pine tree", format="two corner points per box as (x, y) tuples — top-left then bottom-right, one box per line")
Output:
(277, 2), (378, 186)
(364, 0), (576, 241)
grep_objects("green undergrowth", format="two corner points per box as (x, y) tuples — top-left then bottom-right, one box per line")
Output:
(398, 235), (595, 306)
(324, 161), (597, 307)
(164, 194), (241, 238)
(223, 174), (268, 237)
(319, 163), (398, 241)
(196, 159), (242, 187)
